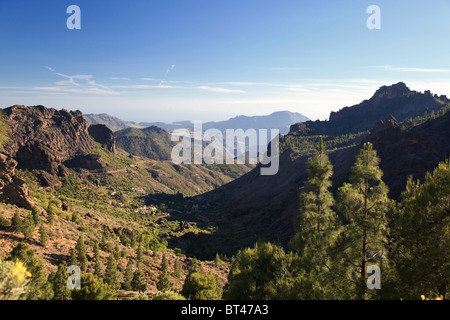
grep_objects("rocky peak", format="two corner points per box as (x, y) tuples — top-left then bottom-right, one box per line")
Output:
(369, 82), (411, 106)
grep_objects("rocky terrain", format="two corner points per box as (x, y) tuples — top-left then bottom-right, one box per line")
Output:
(289, 82), (449, 136)
(0, 153), (34, 209)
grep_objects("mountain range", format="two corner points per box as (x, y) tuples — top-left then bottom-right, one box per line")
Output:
(85, 111), (310, 135)
(1, 81), (449, 263)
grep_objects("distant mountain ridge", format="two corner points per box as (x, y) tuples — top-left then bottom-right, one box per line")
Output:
(84, 113), (144, 132)
(141, 111), (310, 134)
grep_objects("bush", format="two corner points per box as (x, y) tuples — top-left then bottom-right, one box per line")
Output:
(0, 215), (10, 230)
(0, 259), (31, 300)
(181, 272), (223, 300)
(152, 290), (186, 300)
(130, 293), (149, 300)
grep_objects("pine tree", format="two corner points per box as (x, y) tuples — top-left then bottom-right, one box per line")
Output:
(188, 257), (200, 275)
(46, 200), (58, 225)
(75, 236), (88, 273)
(21, 213), (36, 240)
(71, 273), (116, 300)
(293, 136), (339, 268)
(113, 244), (120, 261)
(11, 211), (22, 233)
(48, 261), (72, 300)
(104, 254), (121, 291)
(214, 254), (222, 267)
(68, 248), (77, 267)
(289, 136), (340, 299)
(182, 271), (223, 300)
(39, 225), (48, 247)
(335, 142), (389, 299)
(389, 160), (450, 300)
(93, 240), (102, 277)
(131, 268), (147, 293)
(122, 259), (134, 291)
(174, 258), (182, 278)
(157, 254), (173, 292)
(100, 227), (109, 250)
(31, 207), (41, 226)
(136, 243), (143, 268)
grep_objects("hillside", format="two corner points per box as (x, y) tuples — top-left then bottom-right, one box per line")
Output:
(0, 105), (238, 299)
(84, 113), (144, 132)
(289, 82), (449, 136)
(114, 126), (175, 161)
(180, 83), (450, 257)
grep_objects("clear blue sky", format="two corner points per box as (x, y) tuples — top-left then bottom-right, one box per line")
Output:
(1, 0), (450, 122)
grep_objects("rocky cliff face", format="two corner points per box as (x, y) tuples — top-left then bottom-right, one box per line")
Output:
(0, 105), (116, 195)
(88, 124), (116, 153)
(1, 105), (93, 175)
(0, 153), (34, 209)
(289, 82), (449, 136)
(365, 112), (450, 198)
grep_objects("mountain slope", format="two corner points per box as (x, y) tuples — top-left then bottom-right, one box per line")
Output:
(289, 82), (449, 136)
(114, 126), (175, 161)
(84, 113), (144, 132)
(141, 111), (310, 134)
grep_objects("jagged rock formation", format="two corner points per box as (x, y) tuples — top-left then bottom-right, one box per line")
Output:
(88, 124), (116, 153)
(289, 82), (449, 136)
(0, 153), (34, 209)
(365, 112), (450, 198)
(1, 105), (93, 175)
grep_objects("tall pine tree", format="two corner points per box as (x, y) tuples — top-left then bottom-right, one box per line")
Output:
(335, 142), (389, 299)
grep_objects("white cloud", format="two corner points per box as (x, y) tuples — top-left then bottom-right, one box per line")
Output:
(196, 86), (246, 93)
(165, 65), (176, 78)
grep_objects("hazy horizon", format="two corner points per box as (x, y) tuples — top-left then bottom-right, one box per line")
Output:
(1, 1), (450, 123)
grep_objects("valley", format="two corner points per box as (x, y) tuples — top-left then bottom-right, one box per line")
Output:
(0, 83), (449, 300)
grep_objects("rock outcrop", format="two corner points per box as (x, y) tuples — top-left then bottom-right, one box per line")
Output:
(64, 153), (106, 170)
(1, 105), (93, 175)
(0, 153), (34, 209)
(88, 124), (116, 153)
(289, 82), (448, 137)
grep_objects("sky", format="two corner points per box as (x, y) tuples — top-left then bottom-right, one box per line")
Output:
(1, 0), (450, 123)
